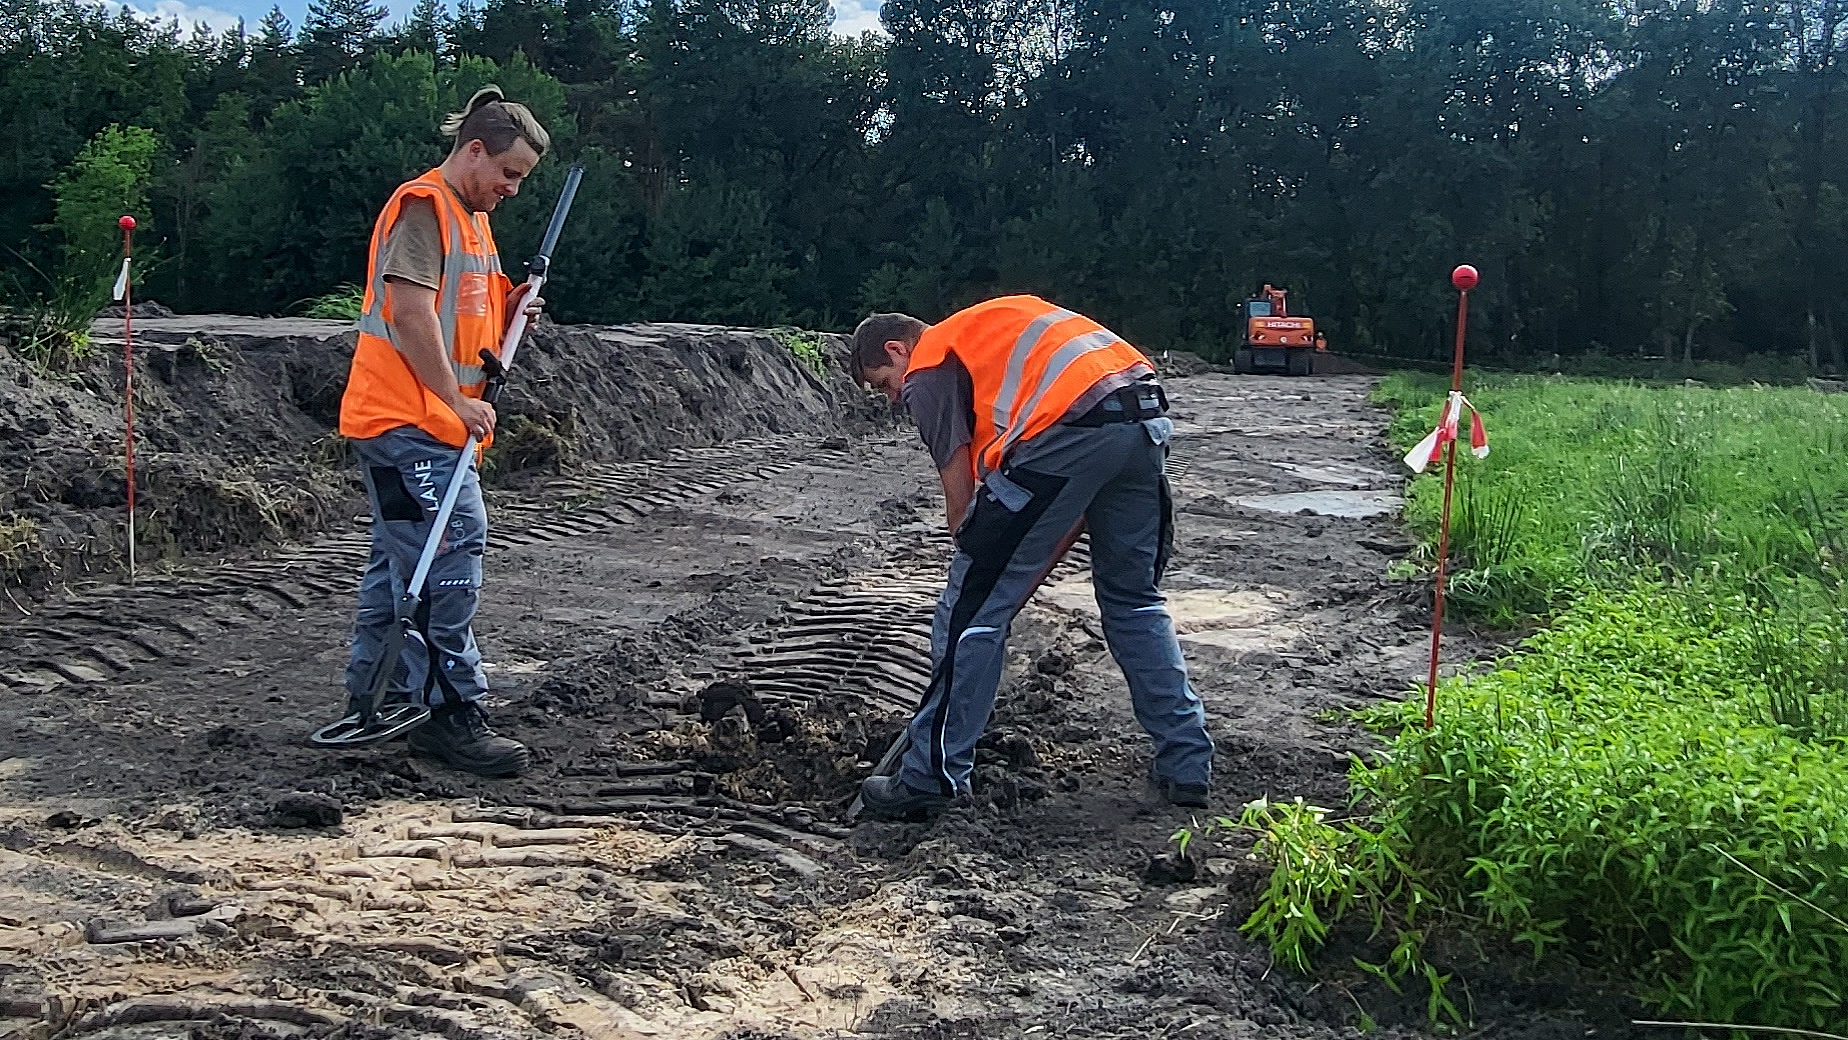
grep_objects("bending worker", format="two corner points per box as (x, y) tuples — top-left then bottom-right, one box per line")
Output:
(335, 86), (549, 777)
(849, 297), (1215, 818)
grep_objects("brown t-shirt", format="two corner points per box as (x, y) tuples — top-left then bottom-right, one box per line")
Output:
(379, 176), (476, 290)
(378, 197), (444, 290)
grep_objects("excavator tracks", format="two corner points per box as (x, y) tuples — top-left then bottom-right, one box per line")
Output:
(734, 564), (944, 716)
(0, 438), (804, 696)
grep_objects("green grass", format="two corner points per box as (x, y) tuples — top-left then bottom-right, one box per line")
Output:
(2, 253), (111, 370)
(1382, 372), (1848, 742)
(1221, 373), (1848, 1031)
(301, 284), (365, 321)
(1378, 373), (1848, 624)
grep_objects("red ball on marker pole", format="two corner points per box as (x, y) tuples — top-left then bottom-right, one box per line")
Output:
(119, 215), (136, 230)
(1425, 262), (1480, 731)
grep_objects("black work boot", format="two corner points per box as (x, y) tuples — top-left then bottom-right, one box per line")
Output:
(1156, 776), (1210, 809)
(1151, 763), (1210, 808)
(858, 775), (951, 820)
(407, 701), (530, 777)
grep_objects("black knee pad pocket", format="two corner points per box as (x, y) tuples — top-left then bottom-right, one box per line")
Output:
(370, 466), (424, 523)
(1156, 473), (1175, 585)
(956, 468), (1068, 568)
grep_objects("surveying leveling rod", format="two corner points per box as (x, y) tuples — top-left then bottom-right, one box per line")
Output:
(116, 215), (138, 583)
(399, 164), (584, 603)
(311, 164), (585, 748)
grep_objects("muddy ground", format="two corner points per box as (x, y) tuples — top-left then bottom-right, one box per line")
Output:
(0, 320), (1644, 1040)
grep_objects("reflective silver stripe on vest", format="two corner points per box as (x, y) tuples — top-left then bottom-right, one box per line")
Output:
(446, 219), (500, 388)
(358, 203), (395, 339)
(993, 308), (1078, 433)
(981, 328), (1125, 478)
(357, 185), (486, 389)
(438, 213), (465, 377)
(358, 309), (391, 339)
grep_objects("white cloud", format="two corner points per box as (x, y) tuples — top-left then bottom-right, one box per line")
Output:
(114, 0), (248, 34)
(831, 0), (884, 37)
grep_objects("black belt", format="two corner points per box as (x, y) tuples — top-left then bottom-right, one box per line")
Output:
(1069, 381), (1169, 427)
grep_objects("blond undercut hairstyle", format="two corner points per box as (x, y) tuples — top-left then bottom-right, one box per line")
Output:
(442, 85), (551, 158)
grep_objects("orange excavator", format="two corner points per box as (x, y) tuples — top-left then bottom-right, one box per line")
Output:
(1232, 283), (1325, 376)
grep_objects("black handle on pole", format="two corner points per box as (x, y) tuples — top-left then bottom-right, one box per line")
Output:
(479, 347), (508, 406)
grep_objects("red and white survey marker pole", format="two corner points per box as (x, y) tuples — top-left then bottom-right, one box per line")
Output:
(113, 215), (137, 582)
(1406, 264), (1490, 730)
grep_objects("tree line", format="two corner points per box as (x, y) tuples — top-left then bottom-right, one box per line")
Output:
(3, 0), (1844, 369)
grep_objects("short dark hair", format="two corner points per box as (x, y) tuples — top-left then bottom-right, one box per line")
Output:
(443, 85), (550, 158)
(849, 312), (927, 383)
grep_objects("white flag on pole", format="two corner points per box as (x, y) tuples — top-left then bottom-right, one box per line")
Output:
(112, 258), (131, 301)
(1403, 391), (1490, 473)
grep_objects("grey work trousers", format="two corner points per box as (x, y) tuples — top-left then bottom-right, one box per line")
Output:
(344, 425), (489, 708)
(900, 418), (1215, 796)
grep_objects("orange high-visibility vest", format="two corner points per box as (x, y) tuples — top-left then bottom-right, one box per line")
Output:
(339, 168), (512, 449)
(907, 296), (1151, 480)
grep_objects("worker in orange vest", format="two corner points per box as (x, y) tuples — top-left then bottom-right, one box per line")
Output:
(335, 87), (549, 777)
(849, 298), (1215, 817)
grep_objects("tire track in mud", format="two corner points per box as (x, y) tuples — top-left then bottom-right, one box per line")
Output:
(0, 438), (805, 696)
(734, 563), (944, 716)
(500, 527), (1099, 837)
(6, 797), (857, 1040)
(722, 525), (1094, 720)
(479, 552), (955, 836)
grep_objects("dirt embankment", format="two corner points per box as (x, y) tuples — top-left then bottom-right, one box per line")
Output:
(0, 317), (880, 596)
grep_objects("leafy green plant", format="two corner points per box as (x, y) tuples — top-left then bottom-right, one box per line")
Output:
(769, 326), (830, 379)
(1174, 797), (1462, 1027)
(53, 125), (158, 286)
(1348, 375), (1848, 1029)
(1, 260), (113, 369)
(180, 336), (232, 374)
(3, 123), (157, 370)
(1354, 588), (1848, 1028)
(302, 284), (365, 321)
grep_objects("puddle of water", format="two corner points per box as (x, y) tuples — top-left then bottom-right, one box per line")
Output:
(1233, 490), (1401, 518)
(1267, 461), (1392, 488)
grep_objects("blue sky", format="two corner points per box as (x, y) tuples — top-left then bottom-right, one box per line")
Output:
(119, 0), (884, 39)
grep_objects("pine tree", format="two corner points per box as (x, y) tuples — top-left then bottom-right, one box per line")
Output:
(394, 0), (449, 60)
(299, 0), (387, 84)
(247, 6), (304, 116)
(255, 5), (293, 47)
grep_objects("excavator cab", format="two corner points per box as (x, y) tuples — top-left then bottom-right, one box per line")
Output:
(1234, 284), (1319, 376)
